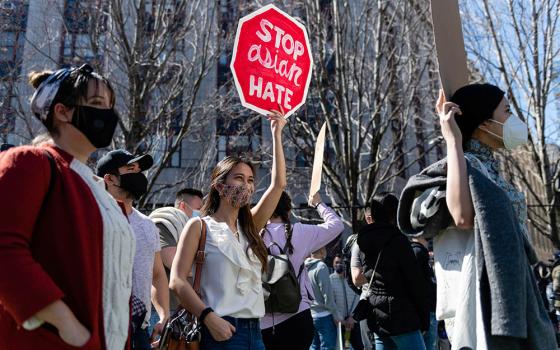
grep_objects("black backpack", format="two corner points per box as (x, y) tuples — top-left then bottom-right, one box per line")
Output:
(342, 233), (361, 295)
(262, 225), (304, 314)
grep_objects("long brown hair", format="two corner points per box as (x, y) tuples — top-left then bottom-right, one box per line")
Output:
(201, 156), (268, 271)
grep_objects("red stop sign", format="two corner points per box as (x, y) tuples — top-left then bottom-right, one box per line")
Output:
(231, 5), (313, 118)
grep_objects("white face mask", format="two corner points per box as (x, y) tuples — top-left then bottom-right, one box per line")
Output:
(479, 115), (528, 149)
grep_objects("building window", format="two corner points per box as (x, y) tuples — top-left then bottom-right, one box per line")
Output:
(0, 0), (28, 141)
(0, 94), (16, 139)
(217, 0), (240, 89)
(216, 114), (261, 161)
(295, 150), (309, 168)
(62, 33), (98, 63)
(217, 134), (260, 161)
(169, 136), (182, 168)
(0, 32), (16, 62)
(217, 52), (230, 88)
(152, 135), (182, 169)
(60, 0), (104, 66)
(0, 1), (27, 76)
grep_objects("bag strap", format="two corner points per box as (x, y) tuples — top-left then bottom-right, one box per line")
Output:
(37, 150), (57, 218)
(268, 241), (285, 255)
(363, 249), (384, 296)
(193, 217), (207, 297)
(44, 150), (57, 198)
(362, 233), (398, 296)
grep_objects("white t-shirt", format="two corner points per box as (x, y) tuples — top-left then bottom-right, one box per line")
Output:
(129, 208), (161, 324)
(199, 216), (264, 318)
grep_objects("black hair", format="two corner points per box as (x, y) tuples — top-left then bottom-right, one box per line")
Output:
(176, 188), (204, 199)
(102, 169), (120, 192)
(271, 191), (292, 221)
(449, 83), (505, 148)
(369, 193), (399, 225)
(269, 191), (294, 254)
(175, 188), (204, 207)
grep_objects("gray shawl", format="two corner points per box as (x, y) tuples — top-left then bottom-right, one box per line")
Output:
(398, 158), (556, 350)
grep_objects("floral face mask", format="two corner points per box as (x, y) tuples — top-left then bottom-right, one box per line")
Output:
(215, 183), (254, 208)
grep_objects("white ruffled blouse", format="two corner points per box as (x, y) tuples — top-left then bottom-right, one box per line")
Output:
(199, 216), (264, 318)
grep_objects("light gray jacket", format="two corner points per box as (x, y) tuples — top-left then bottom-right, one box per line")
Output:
(305, 258), (342, 320)
(330, 272), (359, 320)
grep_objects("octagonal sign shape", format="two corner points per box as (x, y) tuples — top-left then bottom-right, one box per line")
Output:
(230, 4), (313, 118)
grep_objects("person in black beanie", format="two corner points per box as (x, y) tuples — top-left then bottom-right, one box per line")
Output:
(420, 83), (555, 349)
(449, 83), (506, 149)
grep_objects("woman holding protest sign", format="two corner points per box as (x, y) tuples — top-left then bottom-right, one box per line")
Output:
(398, 85), (557, 350)
(170, 109), (287, 349)
(0, 64), (134, 349)
(259, 190), (344, 350)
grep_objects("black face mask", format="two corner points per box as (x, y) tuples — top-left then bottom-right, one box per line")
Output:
(117, 172), (148, 199)
(71, 106), (118, 148)
(334, 264), (345, 274)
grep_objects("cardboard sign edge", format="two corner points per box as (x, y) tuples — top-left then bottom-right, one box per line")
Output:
(309, 122), (327, 198)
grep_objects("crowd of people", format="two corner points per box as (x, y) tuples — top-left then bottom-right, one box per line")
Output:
(0, 64), (558, 350)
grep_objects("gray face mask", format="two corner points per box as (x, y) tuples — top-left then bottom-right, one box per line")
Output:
(479, 115), (528, 149)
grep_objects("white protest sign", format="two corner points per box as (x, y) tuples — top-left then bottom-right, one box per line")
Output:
(309, 122), (327, 199)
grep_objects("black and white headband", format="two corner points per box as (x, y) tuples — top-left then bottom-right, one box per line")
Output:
(30, 64), (95, 122)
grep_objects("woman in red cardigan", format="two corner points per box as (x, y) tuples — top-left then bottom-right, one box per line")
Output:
(0, 64), (135, 349)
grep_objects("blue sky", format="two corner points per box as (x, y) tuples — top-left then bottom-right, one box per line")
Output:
(459, 0), (560, 146)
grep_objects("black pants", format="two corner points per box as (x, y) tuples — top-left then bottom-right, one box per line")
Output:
(131, 326), (151, 350)
(261, 309), (315, 350)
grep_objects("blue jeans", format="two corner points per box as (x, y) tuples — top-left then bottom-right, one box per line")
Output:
(146, 306), (159, 338)
(310, 314), (337, 350)
(422, 312), (438, 350)
(201, 316), (265, 350)
(373, 330), (427, 350)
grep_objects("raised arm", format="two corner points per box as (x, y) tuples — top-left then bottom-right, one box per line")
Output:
(251, 111), (287, 231)
(301, 193), (345, 257)
(436, 89), (474, 229)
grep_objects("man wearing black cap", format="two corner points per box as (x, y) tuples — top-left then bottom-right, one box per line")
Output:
(0, 143), (14, 152)
(96, 150), (169, 350)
